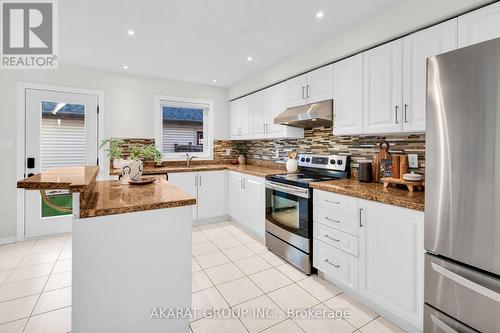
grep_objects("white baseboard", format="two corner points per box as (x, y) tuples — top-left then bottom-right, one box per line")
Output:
(0, 236), (18, 245)
(194, 215), (231, 226)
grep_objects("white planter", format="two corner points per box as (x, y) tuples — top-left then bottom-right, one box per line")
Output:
(238, 155), (246, 165)
(112, 158), (126, 169)
(286, 158), (298, 173)
(122, 159), (143, 182)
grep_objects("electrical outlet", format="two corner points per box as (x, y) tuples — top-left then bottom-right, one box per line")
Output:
(275, 150), (280, 159)
(408, 154), (419, 168)
(224, 148), (231, 156)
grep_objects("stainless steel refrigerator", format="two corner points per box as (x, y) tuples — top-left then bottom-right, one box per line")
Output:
(425, 37), (500, 333)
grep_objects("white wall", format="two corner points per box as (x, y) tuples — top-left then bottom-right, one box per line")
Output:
(0, 64), (229, 241)
(229, 0), (493, 99)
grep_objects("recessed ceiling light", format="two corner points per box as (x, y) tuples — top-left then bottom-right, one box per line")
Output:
(247, 56), (253, 62)
(212, 79), (217, 83)
(127, 30), (135, 36)
(316, 11), (324, 19)
(122, 65), (129, 69)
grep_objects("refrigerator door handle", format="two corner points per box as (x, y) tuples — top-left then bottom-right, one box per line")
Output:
(431, 262), (500, 302)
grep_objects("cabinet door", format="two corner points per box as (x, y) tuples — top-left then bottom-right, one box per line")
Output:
(197, 171), (227, 220)
(168, 172), (198, 220)
(286, 74), (307, 108)
(332, 54), (363, 135)
(358, 199), (424, 330)
(363, 39), (403, 134)
(230, 97), (251, 140)
(403, 19), (457, 133)
(228, 172), (244, 222)
(251, 89), (269, 139)
(243, 177), (265, 239)
(458, 1), (500, 47)
(306, 65), (333, 104)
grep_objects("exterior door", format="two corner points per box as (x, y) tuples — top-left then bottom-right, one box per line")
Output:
(363, 39), (403, 134)
(25, 89), (98, 238)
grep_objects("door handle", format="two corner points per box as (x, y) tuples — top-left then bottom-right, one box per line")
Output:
(324, 234), (340, 242)
(395, 105), (399, 124)
(306, 85), (310, 98)
(195, 175), (198, 187)
(325, 199), (340, 205)
(302, 86), (306, 99)
(27, 173), (35, 177)
(325, 217), (340, 223)
(404, 104), (409, 123)
(359, 208), (364, 227)
(27, 157), (35, 169)
(199, 175), (202, 186)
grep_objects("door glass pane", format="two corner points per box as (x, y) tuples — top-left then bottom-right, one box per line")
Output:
(40, 101), (85, 217)
(271, 192), (299, 229)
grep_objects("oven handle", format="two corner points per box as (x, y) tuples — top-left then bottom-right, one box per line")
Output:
(265, 181), (310, 198)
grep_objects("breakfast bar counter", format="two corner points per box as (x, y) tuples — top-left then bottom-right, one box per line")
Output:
(17, 166), (195, 333)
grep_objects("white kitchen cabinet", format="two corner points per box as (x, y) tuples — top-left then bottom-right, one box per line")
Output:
(168, 171), (227, 221)
(197, 171), (227, 220)
(458, 1), (500, 48)
(227, 171), (265, 238)
(403, 19), (457, 132)
(332, 53), (364, 135)
(230, 97), (251, 140)
(167, 172), (198, 220)
(358, 199), (424, 331)
(286, 65), (333, 108)
(363, 39), (403, 134)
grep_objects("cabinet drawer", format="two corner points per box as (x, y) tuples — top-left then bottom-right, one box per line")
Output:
(314, 222), (359, 257)
(314, 190), (358, 215)
(313, 239), (358, 291)
(314, 205), (359, 236)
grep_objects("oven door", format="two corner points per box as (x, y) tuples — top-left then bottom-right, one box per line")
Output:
(265, 181), (311, 253)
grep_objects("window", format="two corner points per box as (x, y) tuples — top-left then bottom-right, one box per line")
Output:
(155, 96), (213, 160)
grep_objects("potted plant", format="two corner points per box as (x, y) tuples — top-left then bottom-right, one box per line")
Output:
(234, 143), (248, 165)
(100, 139), (125, 169)
(129, 144), (163, 163)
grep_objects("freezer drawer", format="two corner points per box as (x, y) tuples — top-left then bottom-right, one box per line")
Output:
(424, 253), (500, 333)
(424, 304), (478, 333)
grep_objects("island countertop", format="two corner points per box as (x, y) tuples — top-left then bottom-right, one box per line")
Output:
(80, 178), (196, 218)
(310, 179), (425, 212)
(17, 166), (99, 192)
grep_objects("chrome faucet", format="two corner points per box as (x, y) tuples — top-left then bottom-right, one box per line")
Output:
(186, 153), (198, 167)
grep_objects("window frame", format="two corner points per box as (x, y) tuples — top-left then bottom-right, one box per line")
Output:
(154, 95), (214, 160)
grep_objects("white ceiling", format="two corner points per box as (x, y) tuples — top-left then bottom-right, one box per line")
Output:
(60, 0), (404, 87)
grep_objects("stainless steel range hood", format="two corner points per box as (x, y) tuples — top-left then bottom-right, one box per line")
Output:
(274, 99), (333, 129)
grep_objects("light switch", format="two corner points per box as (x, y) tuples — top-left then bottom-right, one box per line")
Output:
(408, 154), (419, 168)
(0, 138), (14, 149)
(224, 149), (231, 156)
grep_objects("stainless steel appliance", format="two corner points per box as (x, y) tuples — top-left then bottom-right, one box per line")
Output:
(265, 154), (350, 274)
(273, 99), (333, 128)
(425, 37), (500, 333)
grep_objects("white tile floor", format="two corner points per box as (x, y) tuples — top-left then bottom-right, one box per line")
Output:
(0, 221), (406, 333)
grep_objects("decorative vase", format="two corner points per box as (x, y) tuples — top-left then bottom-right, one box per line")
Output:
(238, 155), (246, 165)
(112, 158), (126, 169)
(286, 158), (298, 173)
(121, 159), (143, 182)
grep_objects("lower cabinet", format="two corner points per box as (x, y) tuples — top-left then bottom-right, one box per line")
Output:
(313, 190), (424, 332)
(168, 170), (227, 221)
(227, 171), (265, 238)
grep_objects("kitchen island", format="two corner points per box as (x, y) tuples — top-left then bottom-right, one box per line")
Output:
(17, 166), (196, 333)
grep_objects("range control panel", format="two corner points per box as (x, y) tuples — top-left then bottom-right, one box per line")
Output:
(297, 154), (349, 172)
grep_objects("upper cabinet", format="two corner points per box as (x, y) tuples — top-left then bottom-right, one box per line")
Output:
(286, 65), (333, 108)
(332, 53), (363, 136)
(458, 1), (500, 48)
(402, 19), (458, 133)
(230, 83), (303, 141)
(363, 39), (404, 134)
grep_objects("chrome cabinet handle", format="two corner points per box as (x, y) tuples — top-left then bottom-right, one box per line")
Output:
(395, 105), (399, 124)
(302, 86), (306, 99)
(404, 104), (409, 123)
(325, 217), (340, 223)
(324, 259), (340, 268)
(325, 199), (340, 205)
(199, 175), (202, 186)
(359, 208), (363, 227)
(324, 234), (340, 242)
(306, 85), (310, 98)
(195, 175), (198, 186)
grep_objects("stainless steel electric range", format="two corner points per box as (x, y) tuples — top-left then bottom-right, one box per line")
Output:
(265, 154), (350, 274)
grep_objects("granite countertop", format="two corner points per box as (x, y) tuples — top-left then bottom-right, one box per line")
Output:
(110, 163), (286, 178)
(17, 166), (99, 192)
(310, 179), (425, 212)
(80, 178), (197, 218)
